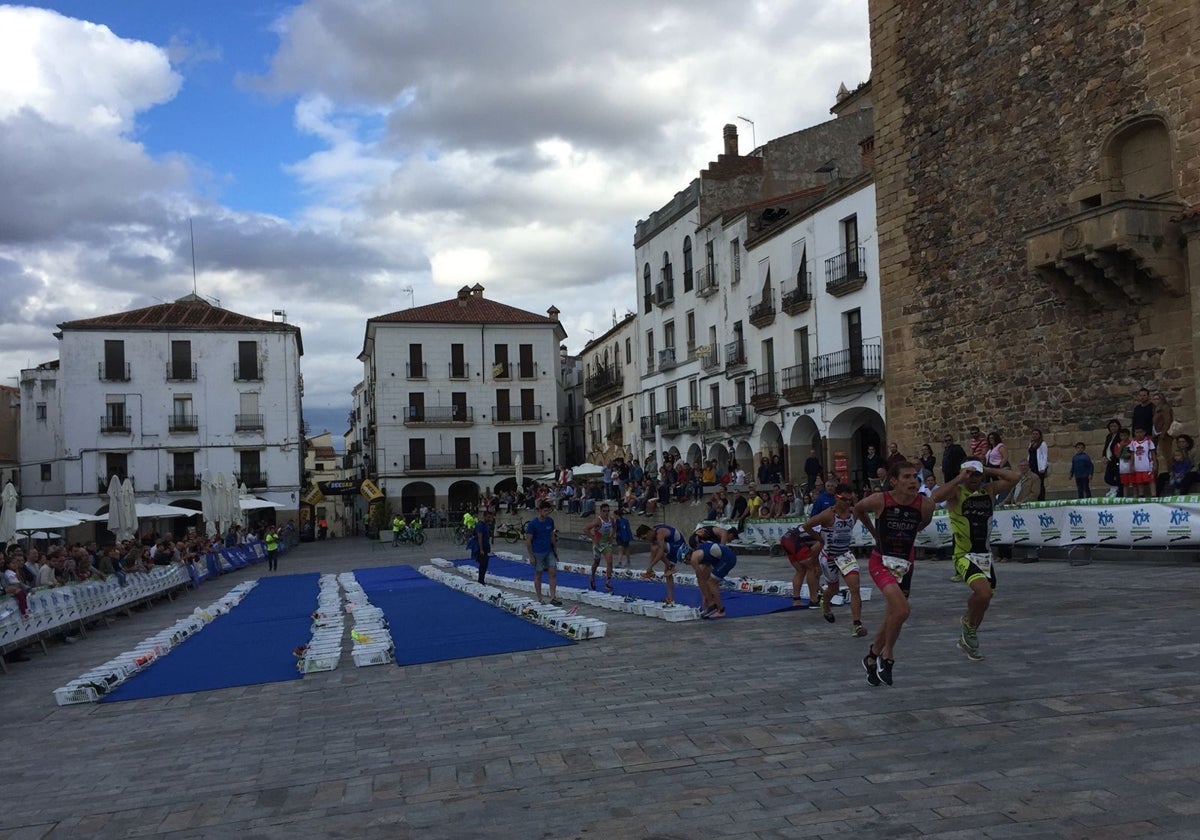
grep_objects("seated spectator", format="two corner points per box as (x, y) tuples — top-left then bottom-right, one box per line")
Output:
(1004, 460), (1042, 507)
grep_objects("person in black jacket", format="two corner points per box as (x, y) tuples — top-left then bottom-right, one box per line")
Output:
(941, 435), (966, 483)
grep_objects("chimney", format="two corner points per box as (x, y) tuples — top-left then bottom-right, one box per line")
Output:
(859, 135), (875, 172)
(470, 283), (485, 298)
(457, 285), (471, 306)
(723, 124), (739, 157)
(547, 305), (560, 322)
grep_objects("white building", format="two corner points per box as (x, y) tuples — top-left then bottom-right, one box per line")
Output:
(357, 284), (567, 513)
(555, 348), (586, 468)
(18, 294), (304, 523)
(581, 312), (640, 464)
(632, 86), (884, 486)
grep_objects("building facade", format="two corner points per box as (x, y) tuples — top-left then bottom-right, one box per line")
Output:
(357, 284), (567, 513)
(581, 313), (640, 465)
(870, 0), (1200, 477)
(632, 100), (883, 485)
(18, 294), (304, 523)
(0, 385), (18, 489)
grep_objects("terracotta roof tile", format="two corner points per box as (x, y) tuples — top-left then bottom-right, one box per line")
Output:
(370, 294), (557, 326)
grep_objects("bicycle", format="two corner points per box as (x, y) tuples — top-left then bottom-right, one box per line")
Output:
(395, 525), (426, 546)
(453, 524), (472, 545)
(493, 522), (525, 543)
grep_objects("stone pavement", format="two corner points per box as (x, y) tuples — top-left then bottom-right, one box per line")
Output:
(2, 537), (1199, 839)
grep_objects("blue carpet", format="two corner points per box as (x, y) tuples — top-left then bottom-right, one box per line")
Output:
(353, 565), (573, 665)
(454, 555), (795, 618)
(102, 573), (320, 702)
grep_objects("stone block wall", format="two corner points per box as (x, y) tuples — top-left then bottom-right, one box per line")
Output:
(869, 0), (1200, 490)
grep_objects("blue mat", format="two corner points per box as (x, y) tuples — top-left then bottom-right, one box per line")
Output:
(353, 565), (573, 665)
(102, 573), (320, 702)
(454, 555), (795, 618)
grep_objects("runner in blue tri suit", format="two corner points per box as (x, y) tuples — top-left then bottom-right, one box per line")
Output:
(635, 523), (687, 606)
(689, 540), (738, 618)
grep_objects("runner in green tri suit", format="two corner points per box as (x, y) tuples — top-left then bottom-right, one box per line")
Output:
(930, 459), (1019, 661)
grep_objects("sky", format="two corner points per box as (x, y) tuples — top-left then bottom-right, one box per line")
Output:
(0, 0), (871, 442)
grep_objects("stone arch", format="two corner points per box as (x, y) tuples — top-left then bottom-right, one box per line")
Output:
(708, 443), (729, 475)
(686, 443), (703, 467)
(787, 414), (822, 485)
(401, 481), (436, 516)
(826, 407), (886, 487)
(446, 480), (479, 515)
(1101, 113), (1174, 201)
(734, 440), (755, 475)
(758, 420), (785, 482)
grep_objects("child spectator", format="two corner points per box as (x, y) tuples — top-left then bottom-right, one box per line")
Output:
(1069, 442), (1094, 498)
(1122, 427), (1156, 498)
(1164, 444), (1193, 496)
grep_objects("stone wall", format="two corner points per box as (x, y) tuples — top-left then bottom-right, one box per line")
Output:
(869, 0), (1200, 490)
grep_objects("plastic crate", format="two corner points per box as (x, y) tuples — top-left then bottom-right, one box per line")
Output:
(351, 645), (394, 667)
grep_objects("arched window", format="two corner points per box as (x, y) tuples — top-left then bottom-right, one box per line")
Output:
(642, 263), (652, 313)
(1101, 115), (1173, 201)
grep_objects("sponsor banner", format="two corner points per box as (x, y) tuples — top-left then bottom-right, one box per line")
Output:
(701, 498), (1200, 549)
(301, 485), (324, 506)
(359, 478), (384, 501)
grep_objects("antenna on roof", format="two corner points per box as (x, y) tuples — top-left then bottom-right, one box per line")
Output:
(189, 218), (198, 295)
(400, 286), (415, 309)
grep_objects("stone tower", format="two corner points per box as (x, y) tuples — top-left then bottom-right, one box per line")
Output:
(869, 0), (1200, 477)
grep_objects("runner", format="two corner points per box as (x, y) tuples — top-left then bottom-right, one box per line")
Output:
(778, 527), (820, 609)
(583, 502), (617, 591)
(802, 483), (868, 636)
(524, 502), (560, 605)
(930, 460), (1019, 661)
(688, 522), (738, 549)
(689, 541), (738, 618)
(635, 523), (687, 605)
(853, 461), (933, 686)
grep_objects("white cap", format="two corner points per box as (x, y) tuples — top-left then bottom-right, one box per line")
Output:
(962, 460), (984, 473)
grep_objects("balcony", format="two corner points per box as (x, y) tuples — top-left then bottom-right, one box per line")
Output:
(825, 246), (868, 296)
(492, 450), (546, 471)
(749, 297), (776, 328)
(725, 339), (747, 371)
(644, 355), (656, 375)
(782, 273), (813, 314)
(584, 366), (624, 400)
(719, 403), (755, 431)
(166, 473), (199, 492)
(234, 364), (262, 382)
(658, 347), (677, 371)
(235, 413), (265, 431)
(1025, 198), (1188, 302)
(813, 343), (883, 387)
(781, 363), (814, 402)
(697, 343), (720, 371)
(234, 471), (268, 488)
(492, 404), (542, 424)
(403, 454), (480, 473)
(406, 362), (428, 379)
(100, 416), (130, 434)
(166, 362), (197, 382)
(517, 362), (538, 380)
(640, 417), (655, 439)
(448, 363), (471, 380)
(696, 265), (718, 298)
(750, 373), (779, 409)
(655, 410), (682, 434)
(654, 281), (675, 309)
(680, 407), (710, 432)
(405, 406), (474, 426)
(169, 414), (199, 433)
(98, 362), (130, 382)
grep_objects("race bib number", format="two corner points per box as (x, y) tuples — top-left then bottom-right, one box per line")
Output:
(881, 554), (912, 577)
(834, 551), (859, 576)
(966, 551), (992, 573)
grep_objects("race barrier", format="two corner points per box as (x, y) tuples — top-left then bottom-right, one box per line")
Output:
(707, 494), (1200, 550)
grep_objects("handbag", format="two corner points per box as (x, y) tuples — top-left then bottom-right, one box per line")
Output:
(1168, 419), (1183, 437)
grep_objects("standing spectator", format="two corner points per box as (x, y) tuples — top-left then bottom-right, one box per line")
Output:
(985, 431), (1008, 469)
(1028, 429), (1049, 501)
(916, 443), (936, 479)
(1069, 442), (1094, 498)
(803, 448), (823, 493)
(1132, 389), (1154, 445)
(1153, 391), (1174, 446)
(862, 445), (884, 485)
(1102, 418), (1123, 497)
(769, 454), (784, 483)
(472, 510), (494, 584)
(884, 443), (907, 471)
(524, 503), (559, 603)
(941, 434), (967, 483)
(968, 426), (988, 459)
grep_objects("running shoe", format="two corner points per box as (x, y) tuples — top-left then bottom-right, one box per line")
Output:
(660, 600), (676, 608)
(623, 595), (637, 603)
(852, 622), (868, 638)
(565, 606), (579, 616)
(700, 605), (718, 618)
(639, 570), (656, 580)
(605, 579), (614, 592)
(950, 571), (964, 582)
(877, 657), (894, 686)
(957, 638), (984, 660)
(863, 651), (881, 687)
(959, 615), (979, 651)
(823, 610), (836, 623)
(550, 598), (562, 607)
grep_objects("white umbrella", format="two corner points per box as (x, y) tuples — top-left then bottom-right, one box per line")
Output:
(106, 475), (126, 541)
(215, 472), (234, 532)
(240, 498), (284, 510)
(515, 454), (524, 490)
(572, 463), (605, 479)
(121, 477), (138, 541)
(200, 471), (218, 536)
(135, 502), (200, 519)
(0, 482), (17, 544)
(15, 509), (86, 532)
(62, 509), (108, 522)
